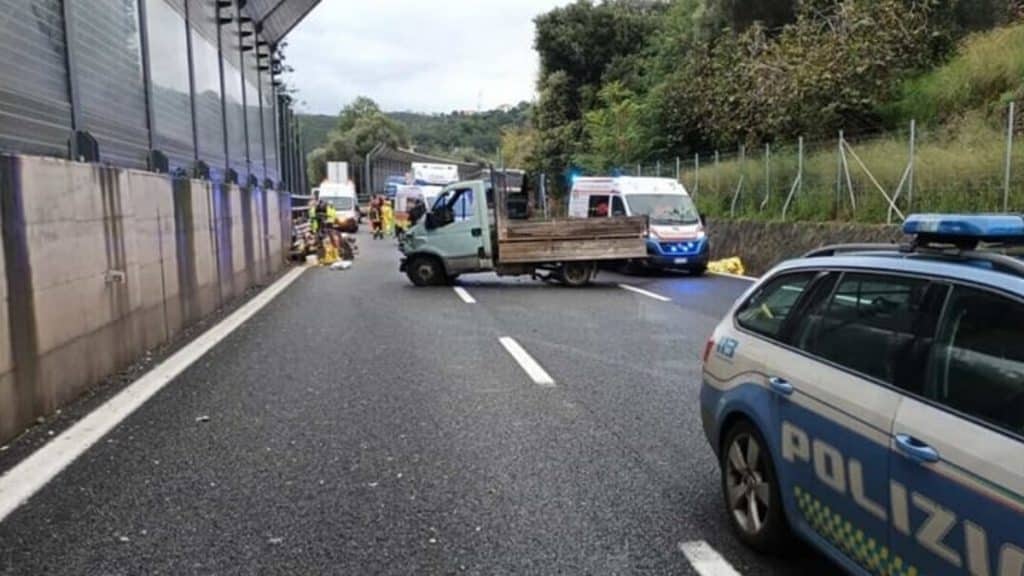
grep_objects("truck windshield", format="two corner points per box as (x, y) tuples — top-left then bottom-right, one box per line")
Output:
(625, 194), (700, 225)
(323, 197), (354, 211)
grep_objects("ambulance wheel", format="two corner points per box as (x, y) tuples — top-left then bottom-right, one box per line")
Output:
(407, 256), (444, 287)
(720, 419), (791, 553)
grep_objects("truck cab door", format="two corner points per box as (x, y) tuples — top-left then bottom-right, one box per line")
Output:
(424, 183), (488, 274)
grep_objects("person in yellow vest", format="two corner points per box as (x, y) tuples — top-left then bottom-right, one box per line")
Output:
(308, 199), (319, 235)
(382, 201), (395, 237)
(326, 202), (338, 228)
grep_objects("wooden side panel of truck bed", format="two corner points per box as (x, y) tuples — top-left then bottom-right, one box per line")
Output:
(495, 216), (648, 264)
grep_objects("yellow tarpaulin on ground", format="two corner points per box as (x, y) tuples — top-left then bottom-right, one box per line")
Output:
(708, 257), (746, 277)
(321, 242), (340, 266)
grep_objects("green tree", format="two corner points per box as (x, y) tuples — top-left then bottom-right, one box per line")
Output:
(532, 71), (584, 196)
(576, 82), (649, 170)
(306, 96), (410, 186)
(500, 125), (538, 169)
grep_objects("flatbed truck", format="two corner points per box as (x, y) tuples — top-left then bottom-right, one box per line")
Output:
(398, 179), (647, 287)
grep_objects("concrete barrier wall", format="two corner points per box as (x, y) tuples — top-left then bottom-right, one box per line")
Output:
(707, 219), (905, 277)
(0, 154), (291, 444)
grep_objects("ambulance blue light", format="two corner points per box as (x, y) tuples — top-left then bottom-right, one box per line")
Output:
(903, 214), (1024, 241)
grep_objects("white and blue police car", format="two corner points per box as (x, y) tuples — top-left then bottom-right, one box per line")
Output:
(701, 214), (1024, 576)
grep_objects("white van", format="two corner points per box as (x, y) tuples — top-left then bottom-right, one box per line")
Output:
(568, 177), (708, 273)
(316, 181), (359, 233)
(394, 184), (444, 231)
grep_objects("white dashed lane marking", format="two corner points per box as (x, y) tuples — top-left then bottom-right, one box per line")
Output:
(499, 337), (555, 387)
(453, 286), (476, 304)
(0, 266), (309, 524)
(679, 541), (743, 576)
(618, 284), (672, 302)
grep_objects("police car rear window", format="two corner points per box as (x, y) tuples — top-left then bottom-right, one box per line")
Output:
(926, 286), (1024, 436)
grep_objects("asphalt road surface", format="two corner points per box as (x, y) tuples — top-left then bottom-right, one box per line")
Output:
(0, 231), (839, 575)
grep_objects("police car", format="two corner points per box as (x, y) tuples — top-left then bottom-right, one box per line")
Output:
(700, 214), (1024, 576)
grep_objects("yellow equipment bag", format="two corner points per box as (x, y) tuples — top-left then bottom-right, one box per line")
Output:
(708, 257), (746, 277)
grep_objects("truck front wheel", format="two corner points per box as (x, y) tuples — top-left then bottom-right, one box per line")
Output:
(559, 261), (595, 287)
(407, 256), (445, 287)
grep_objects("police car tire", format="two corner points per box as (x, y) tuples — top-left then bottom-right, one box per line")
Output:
(720, 420), (792, 553)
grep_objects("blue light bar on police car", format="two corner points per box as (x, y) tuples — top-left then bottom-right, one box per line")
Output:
(903, 214), (1024, 241)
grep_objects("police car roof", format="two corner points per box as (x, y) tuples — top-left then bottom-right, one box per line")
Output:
(771, 214), (1024, 293)
(775, 251), (1024, 296)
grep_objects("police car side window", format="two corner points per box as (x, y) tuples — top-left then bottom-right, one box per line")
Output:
(796, 273), (930, 385)
(925, 287), (1024, 436)
(735, 273), (816, 340)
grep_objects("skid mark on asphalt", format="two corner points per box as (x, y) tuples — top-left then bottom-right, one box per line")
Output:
(619, 283), (673, 302)
(453, 286), (477, 304)
(499, 337), (556, 387)
(680, 541), (743, 576)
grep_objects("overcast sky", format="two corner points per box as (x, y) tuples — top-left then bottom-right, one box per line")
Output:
(282, 1), (571, 115)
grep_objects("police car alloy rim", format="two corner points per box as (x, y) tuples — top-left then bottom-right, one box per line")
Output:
(725, 433), (771, 535)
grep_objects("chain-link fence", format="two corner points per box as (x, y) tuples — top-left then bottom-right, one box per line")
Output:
(624, 102), (1022, 223)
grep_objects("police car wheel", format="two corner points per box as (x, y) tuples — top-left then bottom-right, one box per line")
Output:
(721, 420), (791, 552)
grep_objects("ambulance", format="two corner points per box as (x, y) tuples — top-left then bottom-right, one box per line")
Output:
(568, 177), (708, 274)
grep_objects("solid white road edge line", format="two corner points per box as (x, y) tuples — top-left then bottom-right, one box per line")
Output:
(453, 286), (476, 304)
(499, 337), (555, 387)
(0, 265), (309, 524)
(710, 271), (757, 282)
(679, 541), (743, 576)
(618, 284), (672, 303)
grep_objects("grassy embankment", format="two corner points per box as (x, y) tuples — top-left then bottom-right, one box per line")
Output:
(687, 24), (1024, 223)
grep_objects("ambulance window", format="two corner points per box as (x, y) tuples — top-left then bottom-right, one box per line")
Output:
(611, 196), (626, 217)
(588, 195), (610, 218)
(926, 287), (1024, 436)
(799, 274), (930, 385)
(736, 272), (816, 340)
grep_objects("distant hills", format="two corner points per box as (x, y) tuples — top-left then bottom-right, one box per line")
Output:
(298, 102), (531, 163)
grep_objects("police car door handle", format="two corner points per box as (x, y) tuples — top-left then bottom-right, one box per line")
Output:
(895, 434), (940, 464)
(768, 377), (794, 396)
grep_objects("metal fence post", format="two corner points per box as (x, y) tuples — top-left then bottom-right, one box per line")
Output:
(731, 144), (745, 217)
(908, 120), (916, 212)
(715, 150), (720, 194)
(637, 163), (642, 177)
(694, 153), (700, 199)
(675, 156), (680, 180)
(1005, 102), (1015, 212)
(137, 0), (157, 166)
(798, 136), (804, 197)
(182, 0), (200, 169)
(656, 160), (661, 177)
(836, 130), (844, 217)
(783, 137), (804, 221)
(61, 0), (84, 160)
(760, 143), (771, 211)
